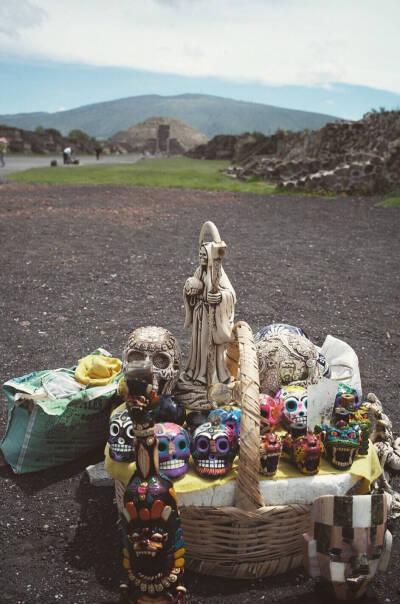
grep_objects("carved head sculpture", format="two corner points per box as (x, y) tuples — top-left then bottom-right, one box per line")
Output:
(317, 424), (360, 470)
(334, 382), (360, 412)
(207, 406), (242, 441)
(277, 384), (308, 430)
(348, 407), (372, 456)
(190, 421), (238, 478)
(255, 326), (328, 396)
(303, 494), (392, 600)
(108, 406), (135, 463)
(122, 326), (182, 395)
(259, 393), (282, 431)
(154, 422), (190, 480)
(259, 431), (282, 476)
(282, 429), (324, 475)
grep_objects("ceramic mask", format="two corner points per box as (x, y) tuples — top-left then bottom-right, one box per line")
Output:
(256, 327), (328, 396)
(259, 431), (282, 476)
(277, 384), (308, 430)
(303, 494), (392, 600)
(109, 407), (135, 463)
(318, 423), (360, 470)
(282, 429), (323, 475)
(154, 422), (190, 480)
(190, 421), (238, 478)
(122, 326), (182, 395)
(259, 393), (282, 430)
(207, 406), (242, 440)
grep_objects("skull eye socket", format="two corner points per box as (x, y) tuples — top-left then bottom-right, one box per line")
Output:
(285, 398), (298, 412)
(196, 436), (210, 453)
(176, 437), (188, 452)
(331, 430), (339, 437)
(126, 425), (134, 439)
(110, 421), (120, 436)
(128, 351), (145, 362)
(158, 439), (169, 454)
(348, 432), (356, 439)
(153, 352), (170, 369)
(216, 437), (230, 453)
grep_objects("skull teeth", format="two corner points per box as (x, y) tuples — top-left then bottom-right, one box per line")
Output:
(110, 444), (133, 452)
(134, 551), (156, 557)
(159, 460), (186, 469)
(198, 460), (226, 468)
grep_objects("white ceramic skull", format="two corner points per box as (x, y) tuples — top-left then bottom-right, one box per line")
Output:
(122, 326), (182, 395)
(108, 407), (135, 463)
(276, 384), (308, 430)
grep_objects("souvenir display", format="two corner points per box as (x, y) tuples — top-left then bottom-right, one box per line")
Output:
(316, 423), (361, 470)
(175, 221), (236, 410)
(121, 326), (182, 396)
(303, 494), (392, 600)
(276, 384), (308, 430)
(259, 393), (282, 432)
(121, 360), (186, 603)
(154, 422), (190, 480)
(256, 325), (329, 396)
(109, 406), (135, 463)
(259, 431), (282, 476)
(190, 421), (238, 478)
(281, 428), (324, 475)
(207, 406), (242, 440)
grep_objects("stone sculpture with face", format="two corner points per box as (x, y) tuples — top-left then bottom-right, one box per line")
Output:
(109, 407), (135, 463)
(317, 423), (361, 470)
(282, 429), (324, 475)
(154, 422), (190, 480)
(276, 384), (308, 430)
(190, 421), (238, 478)
(122, 326), (182, 395)
(303, 494), (392, 600)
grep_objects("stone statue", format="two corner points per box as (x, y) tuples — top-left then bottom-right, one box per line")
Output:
(176, 222), (236, 410)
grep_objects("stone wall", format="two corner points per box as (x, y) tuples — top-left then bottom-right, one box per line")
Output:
(0, 125), (99, 155)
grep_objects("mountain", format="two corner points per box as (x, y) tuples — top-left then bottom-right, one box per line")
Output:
(0, 94), (339, 139)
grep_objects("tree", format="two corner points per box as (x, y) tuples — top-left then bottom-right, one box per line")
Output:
(68, 129), (90, 140)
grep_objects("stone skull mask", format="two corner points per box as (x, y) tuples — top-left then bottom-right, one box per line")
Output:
(122, 326), (182, 395)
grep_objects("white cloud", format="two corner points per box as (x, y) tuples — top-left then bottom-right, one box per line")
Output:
(1, 0), (400, 93)
(0, 1), (47, 37)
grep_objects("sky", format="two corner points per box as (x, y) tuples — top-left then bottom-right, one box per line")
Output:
(1, 0), (400, 119)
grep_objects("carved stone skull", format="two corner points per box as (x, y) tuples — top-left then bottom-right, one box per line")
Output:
(122, 326), (182, 395)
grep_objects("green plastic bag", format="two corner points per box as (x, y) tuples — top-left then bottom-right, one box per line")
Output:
(0, 352), (121, 474)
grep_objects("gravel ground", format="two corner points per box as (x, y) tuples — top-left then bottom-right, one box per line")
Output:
(0, 183), (399, 603)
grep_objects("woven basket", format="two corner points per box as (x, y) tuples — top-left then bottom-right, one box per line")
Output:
(115, 321), (312, 579)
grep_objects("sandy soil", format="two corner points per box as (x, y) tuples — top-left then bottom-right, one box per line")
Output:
(0, 183), (399, 603)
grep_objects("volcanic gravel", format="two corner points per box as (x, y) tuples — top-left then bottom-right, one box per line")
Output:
(0, 183), (399, 603)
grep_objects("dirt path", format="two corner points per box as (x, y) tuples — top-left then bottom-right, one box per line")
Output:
(0, 153), (142, 176)
(0, 183), (399, 603)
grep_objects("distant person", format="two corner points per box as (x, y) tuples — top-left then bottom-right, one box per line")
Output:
(0, 138), (7, 167)
(63, 146), (72, 165)
(95, 146), (103, 160)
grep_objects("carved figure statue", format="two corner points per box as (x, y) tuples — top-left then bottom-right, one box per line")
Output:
(176, 222), (236, 410)
(120, 360), (186, 603)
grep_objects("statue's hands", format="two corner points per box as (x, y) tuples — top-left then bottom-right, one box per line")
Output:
(185, 277), (203, 296)
(207, 291), (222, 304)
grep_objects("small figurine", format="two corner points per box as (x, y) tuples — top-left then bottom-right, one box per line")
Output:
(334, 382), (360, 411)
(109, 406), (135, 463)
(303, 494), (392, 600)
(207, 406), (242, 441)
(121, 360), (186, 603)
(176, 222), (236, 410)
(259, 431), (282, 476)
(316, 423), (361, 470)
(154, 422), (190, 480)
(348, 406), (372, 456)
(281, 426), (324, 475)
(276, 384), (308, 430)
(190, 421), (238, 478)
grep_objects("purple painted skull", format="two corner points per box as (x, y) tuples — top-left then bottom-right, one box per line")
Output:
(277, 384), (308, 430)
(109, 407), (135, 462)
(190, 421), (238, 478)
(154, 422), (190, 480)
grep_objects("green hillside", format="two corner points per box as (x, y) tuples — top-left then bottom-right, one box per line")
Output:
(0, 94), (339, 139)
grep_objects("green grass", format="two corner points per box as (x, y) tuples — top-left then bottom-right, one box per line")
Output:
(375, 189), (400, 207)
(6, 156), (276, 194)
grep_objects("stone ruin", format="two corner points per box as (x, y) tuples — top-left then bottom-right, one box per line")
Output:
(187, 110), (400, 195)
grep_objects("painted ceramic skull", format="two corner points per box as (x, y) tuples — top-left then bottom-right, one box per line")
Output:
(207, 406), (242, 440)
(122, 326), (181, 395)
(154, 422), (190, 479)
(191, 421), (238, 478)
(277, 384), (308, 430)
(259, 393), (282, 431)
(108, 407), (135, 462)
(303, 494), (392, 600)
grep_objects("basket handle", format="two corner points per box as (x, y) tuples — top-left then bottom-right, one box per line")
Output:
(233, 321), (264, 510)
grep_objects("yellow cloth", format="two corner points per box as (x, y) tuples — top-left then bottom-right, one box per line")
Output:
(75, 354), (122, 386)
(104, 401), (382, 496)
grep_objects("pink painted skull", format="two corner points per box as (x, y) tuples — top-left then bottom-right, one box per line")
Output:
(276, 384), (308, 430)
(259, 393), (283, 431)
(154, 422), (190, 480)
